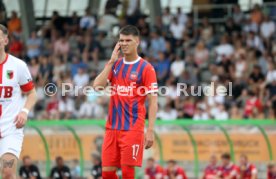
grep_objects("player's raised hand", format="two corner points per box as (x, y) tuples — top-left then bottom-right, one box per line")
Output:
(110, 42), (121, 63)
(144, 129), (154, 149)
(14, 111), (28, 128)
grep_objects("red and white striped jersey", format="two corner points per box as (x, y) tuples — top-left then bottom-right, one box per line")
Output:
(0, 54), (34, 138)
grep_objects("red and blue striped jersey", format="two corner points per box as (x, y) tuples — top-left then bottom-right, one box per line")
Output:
(106, 57), (158, 132)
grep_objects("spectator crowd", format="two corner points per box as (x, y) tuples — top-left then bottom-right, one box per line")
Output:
(3, 2), (276, 121)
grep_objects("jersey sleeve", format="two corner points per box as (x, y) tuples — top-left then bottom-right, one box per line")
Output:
(18, 62), (34, 92)
(143, 64), (158, 94)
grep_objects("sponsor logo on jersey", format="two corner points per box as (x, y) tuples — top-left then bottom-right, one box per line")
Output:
(130, 71), (138, 81)
(6, 70), (13, 79)
(0, 86), (13, 98)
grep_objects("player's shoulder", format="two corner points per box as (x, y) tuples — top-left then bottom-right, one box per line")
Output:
(140, 58), (155, 71)
(7, 54), (27, 67)
(140, 57), (150, 66)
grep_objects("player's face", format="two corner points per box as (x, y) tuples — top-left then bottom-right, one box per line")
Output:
(57, 159), (64, 167)
(23, 158), (32, 166)
(221, 158), (229, 166)
(0, 30), (8, 50)
(240, 156), (247, 165)
(167, 162), (175, 171)
(118, 34), (139, 55)
(147, 160), (154, 168)
(210, 156), (217, 165)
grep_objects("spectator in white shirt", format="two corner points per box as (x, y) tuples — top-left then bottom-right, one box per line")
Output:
(73, 67), (90, 91)
(59, 95), (75, 119)
(193, 107), (209, 121)
(157, 102), (178, 121)
(162, 7), (172, 31)
(261, 15), (275, 39)
(78, 95), (105, 119)
(246, 31), (264, 52)
(266, 62), (276, 84)
(176, 7), (187, 26)
(80, 7), (96, 30)
(170, 55), (185, 78)
(210, 104), (229, 120)
(215, 35), (234, 63)
(169, 17), (185, 40)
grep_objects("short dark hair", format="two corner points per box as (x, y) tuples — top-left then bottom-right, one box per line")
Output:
(167, 159), (177, 164)
(119, 25), (140, 37)
(147, 157), (155, 162)
(221, 153), (231, 160)
(23, 155), (30, 161)
(0, 24), (8, 35)
(56, 156), (63, 161)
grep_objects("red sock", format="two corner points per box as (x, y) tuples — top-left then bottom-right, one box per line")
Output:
(122, 165), (135, 179)
(102, 171), (118, 179)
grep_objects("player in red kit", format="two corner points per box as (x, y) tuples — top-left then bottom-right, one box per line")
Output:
(216, 153), (239, 179)
(93, 25), (158, 179)
(0, 25), (37, 179)
(164, 160), (187, 179)
(238, 154), (257, 179)
(145, 157), (163, 179)
(202, 155), (219, 179)
(267, 163), (276, 179)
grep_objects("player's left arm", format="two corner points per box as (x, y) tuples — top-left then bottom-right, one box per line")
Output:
(145, 92), (158, 149)
(14, 62), (37, 128)
(144, 64), (158, 149)
(14, 88), (37, 128)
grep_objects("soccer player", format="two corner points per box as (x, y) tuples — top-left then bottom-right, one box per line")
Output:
(267, 163), (276, 179)
(19, 156), (41, 179)
(145, 157), (163, 179)
(202, 154), (219, 179)
(0, 24), (37, 179)
(217, 153), (239, 179)
(238, 154), (257, 179)
(93, 25), (158, 179)
(163, 160), (187, 179)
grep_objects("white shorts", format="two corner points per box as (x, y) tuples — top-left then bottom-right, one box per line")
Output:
(0, 131), (24, 159)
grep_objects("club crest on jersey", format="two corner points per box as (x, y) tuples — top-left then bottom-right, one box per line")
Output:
(6, 70), (13, 79)
(130, 71), (138, 81)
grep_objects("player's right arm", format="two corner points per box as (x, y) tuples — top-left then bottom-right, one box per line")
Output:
(93, 43), (120, 90)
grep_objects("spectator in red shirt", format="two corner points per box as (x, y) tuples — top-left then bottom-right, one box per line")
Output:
(217, 153), (239, 179)
(202, 154), (219, 179)
(238, 154), (257, 179)
(244, 90), (262, 118)
(164, 160), (187, 179)
(145, 157), (163, 179)
(8, 34), (23, 58)
(267, 163), (276, 179)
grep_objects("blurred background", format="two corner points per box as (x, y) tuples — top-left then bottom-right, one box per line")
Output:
(1, 0), (276, 178)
